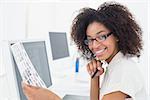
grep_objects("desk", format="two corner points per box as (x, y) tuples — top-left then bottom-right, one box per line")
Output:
(49, 65), (90, 98)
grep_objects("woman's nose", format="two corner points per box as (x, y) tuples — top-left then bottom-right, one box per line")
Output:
(92, 39), (101, 48)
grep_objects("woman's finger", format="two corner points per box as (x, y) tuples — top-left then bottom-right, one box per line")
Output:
(96, 61), (104, 75)
(89, 62), (94, 73)
(22, 82), (39, 97)
(87, 63), (91, 75)
(92, 60), (97, 72)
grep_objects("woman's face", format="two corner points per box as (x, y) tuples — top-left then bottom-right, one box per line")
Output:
(86, 21), (119, 63)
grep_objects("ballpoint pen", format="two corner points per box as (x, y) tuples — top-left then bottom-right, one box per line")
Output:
(91, 68), (99, 78)
(91, 59), (104, 78)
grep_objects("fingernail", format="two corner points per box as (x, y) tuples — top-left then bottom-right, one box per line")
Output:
(88, 71), (92, 75)
(97, 67), (101, 70)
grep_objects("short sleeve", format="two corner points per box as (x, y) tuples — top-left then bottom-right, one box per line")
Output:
(100, 60), (143, 100)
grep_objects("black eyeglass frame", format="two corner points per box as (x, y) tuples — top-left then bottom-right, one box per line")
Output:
(84, 32), (113, 45)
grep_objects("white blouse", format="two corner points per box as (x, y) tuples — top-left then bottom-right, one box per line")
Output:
(100, 52), (147, 100)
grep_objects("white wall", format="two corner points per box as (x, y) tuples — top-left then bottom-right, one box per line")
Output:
(26, 1), (91, 55)
(0, 1), (27, 99)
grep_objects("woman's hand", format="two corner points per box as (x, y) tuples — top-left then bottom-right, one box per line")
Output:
(87, 60), (104, 77)
(87, 60), (104, 100)
(22, 83), (61, 100)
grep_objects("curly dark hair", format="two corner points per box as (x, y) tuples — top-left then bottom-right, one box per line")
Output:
(71, 2), (143, 60)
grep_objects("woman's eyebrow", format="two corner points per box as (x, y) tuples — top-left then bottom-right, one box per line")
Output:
(96, 30), (105, 35)
(87, 30), (105, 38)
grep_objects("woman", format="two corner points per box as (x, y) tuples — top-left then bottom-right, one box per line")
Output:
(23, 2), (146, 100)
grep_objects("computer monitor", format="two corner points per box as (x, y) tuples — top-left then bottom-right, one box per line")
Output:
(47, 32), (90, 97)
(47, 32), (72, 78)
(49, 32), (70, 60)
(7, 40), (52, 100)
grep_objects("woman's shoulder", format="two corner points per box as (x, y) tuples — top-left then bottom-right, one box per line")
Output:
(109, 54), (142, 78)
(108, 52), (138, 70)
(119, 56), (139, 71)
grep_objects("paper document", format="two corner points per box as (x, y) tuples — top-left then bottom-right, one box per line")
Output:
(11, 42), (46, 88)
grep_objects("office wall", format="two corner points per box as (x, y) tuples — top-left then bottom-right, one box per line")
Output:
(0, 2), (4, 76)
(0, 1), (27, 99)
(26, 1), (90, 55)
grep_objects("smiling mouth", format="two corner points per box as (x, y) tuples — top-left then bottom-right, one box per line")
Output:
(95, 48), (107, 56)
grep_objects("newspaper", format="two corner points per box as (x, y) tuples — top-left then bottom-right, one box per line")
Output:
(11, 42), (46, 88)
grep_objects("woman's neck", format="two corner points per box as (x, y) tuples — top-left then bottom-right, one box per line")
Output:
(106, 50), (119, 63)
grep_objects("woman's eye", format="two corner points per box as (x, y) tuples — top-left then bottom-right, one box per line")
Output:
(99, 35), (106, 40)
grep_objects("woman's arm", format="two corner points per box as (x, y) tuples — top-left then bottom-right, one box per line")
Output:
(22, 83), (61, 100)
(90, 77), (127, 100)
(90, 76), (99, 100)
(87, 60), (104, 100)
(102, 91), (128, 100)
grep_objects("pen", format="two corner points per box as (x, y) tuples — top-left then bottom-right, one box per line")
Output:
(91, 68), (99, 78)
(75, 57), (79, 72)
(91, 60), (103, 78)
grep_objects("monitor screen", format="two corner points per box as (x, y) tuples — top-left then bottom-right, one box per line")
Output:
(49, 32), (70, 60)
(10, 40), (52, 100)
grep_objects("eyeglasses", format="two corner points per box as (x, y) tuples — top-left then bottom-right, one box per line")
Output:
(84, 32), (113, 45)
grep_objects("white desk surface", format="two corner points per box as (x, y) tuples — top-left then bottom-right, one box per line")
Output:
(49, 65), (90, 98)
